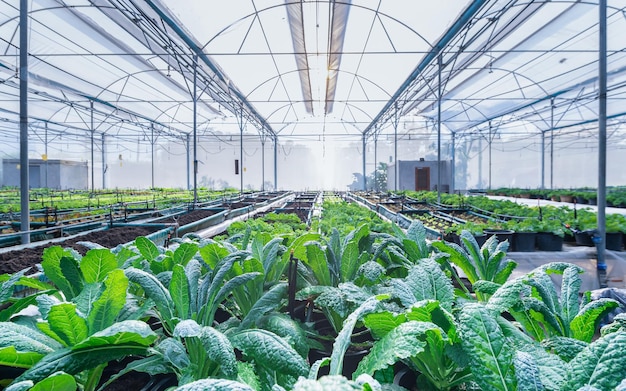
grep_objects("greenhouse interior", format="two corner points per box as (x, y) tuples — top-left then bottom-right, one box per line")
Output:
(2, 1), (626, 390)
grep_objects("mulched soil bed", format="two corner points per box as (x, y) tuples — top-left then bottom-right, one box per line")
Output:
(0, 226), (157, 274)
(221, 202), (253, 209)
(152, 209), (220, 226)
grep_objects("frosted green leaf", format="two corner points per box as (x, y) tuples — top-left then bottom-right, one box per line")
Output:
(174, 378), (254, 391)
(458, 303), (516, 390)
(513, 351), (544, 391)
(404, 257), (454, 311)
(230, 329), (309, 379)
(565, 331), (626, 390)
(355, 321), (443, 377)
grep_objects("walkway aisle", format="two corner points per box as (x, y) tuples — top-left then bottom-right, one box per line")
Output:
(481, 195), (626, 291)
(486, 195), (626, 216)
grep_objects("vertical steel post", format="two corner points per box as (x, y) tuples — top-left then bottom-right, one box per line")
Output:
(550, 97), (555, 189)
(394, 103), (398, 191)
(101, 134), (106, 188)
(541, 131), (545, 189)
(488, 121), (492, 190)
(374, 135), (378, 191)
(362, 134), (367, 191)
(186, 134), (190, 190)
(150, 123), (154, 189)
(451, 131), (456, 193)
(239, 109), (244, 194)
(44, 122), (48, 189)
(477, 135), (483, 189)
(437, 54), (442, 202)
(274, 136), (278, 190)
(19, 0), (29, 244)
(90, 100), (94, 193)
(193, 56), (198, 204)
(597, 0), (607, 278)
(261, 137), (265, 191)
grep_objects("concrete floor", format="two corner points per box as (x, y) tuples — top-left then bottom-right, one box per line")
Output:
(479, 195), (626, 292)
(508, 243), (626, 292)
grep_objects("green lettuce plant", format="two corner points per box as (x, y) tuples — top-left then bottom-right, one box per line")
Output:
(0, 246), (156, 390)
(432, 231), (516, 300)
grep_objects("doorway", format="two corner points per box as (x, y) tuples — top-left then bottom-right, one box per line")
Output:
(415, 167), (430, 191)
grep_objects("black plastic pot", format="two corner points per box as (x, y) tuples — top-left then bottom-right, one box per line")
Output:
(606, 232), (623, 251)
(484, 229), (514, 246)
(574, 231), (594, 247)
(474, 234), (488, 247)
(512, 232), (536, 252)
(536, 232), (563, 251)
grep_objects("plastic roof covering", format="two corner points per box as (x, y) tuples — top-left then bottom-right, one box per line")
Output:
(0, 0), (624, 144)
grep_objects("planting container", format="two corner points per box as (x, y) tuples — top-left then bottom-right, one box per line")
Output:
(536, 232), (563, 251)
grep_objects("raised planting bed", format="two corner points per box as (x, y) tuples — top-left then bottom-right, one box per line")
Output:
(274, 207), (312, 224)
(397, 210), (449, 238)
(174, 208), (228, 237)
(0, 224), (169, 274)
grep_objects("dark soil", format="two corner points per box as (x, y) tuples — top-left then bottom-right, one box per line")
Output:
(98, 358), (177, 391)
(221, 202), (253, 209)
(285, 201), (314, 208)
(152, 209), (220, 226)
(0, 226), (158, 275)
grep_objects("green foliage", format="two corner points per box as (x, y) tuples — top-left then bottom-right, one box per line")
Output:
(4, 194), (626, 390)
(432, 232), (515, 300)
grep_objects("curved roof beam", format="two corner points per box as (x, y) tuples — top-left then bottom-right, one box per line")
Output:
(362, 0), (492, 137)
(98, 0), (276, 141)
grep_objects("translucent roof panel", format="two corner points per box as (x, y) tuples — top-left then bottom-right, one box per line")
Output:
(410, 0), (626, 135)
(160, 0), (468, 135)
(0, 0), (624, 147)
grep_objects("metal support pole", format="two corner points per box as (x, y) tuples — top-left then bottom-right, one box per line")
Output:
(44, 122), (48, 189)
(193, 56), (198, 204)
(394, 104), (398, 191)
(437, 54), (442, 202)
(488, 121), (492, 190)
(150, 123), (154, 189)
(597, 0), (607, 279)
(101, 134), (106, 188)
(90, 100), (94, 193)
(186, 134), (190, 190)
(362, 135), (367, 190)
(374, 136), (378, 191)
(274, 137), (278, 190)
(550, 97), (555, 189)
(451, 131), (456, 193)
(541, 131), (546, 189)
(239, 109), (244, 194)
(261, 137), (265, 191)
(478, 135), (483, 189)
(19, 0), (29, 244)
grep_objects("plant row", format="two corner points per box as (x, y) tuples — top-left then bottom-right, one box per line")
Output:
(484, 187), (626, 207)
(0, 213), (624, 390)
(0, 187), (240, 214)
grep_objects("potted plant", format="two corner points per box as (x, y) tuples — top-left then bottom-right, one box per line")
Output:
(534, 219), (565, 251)
(505, 218), (537, 252)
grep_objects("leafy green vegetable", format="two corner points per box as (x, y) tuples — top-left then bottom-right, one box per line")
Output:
(458, 303), (516, 390)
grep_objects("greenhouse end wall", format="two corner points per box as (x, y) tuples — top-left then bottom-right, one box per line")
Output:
(2, 159), (88, 190)
(387, 160), (452, 192)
